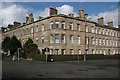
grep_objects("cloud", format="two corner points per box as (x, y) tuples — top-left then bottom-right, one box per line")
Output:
(57, 5), (78, 16)
(35, 5), (78, 18)
(89, 9), (118, 28)
(1, 3), (118, 29)
(0, 3), (29, 27)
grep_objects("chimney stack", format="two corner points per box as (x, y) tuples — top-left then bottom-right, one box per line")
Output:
(13, 22), (21, 27)
(50, 7), (58, 15)
(107, 20), (113, 28)
(97, 17), (104, 26)
(26, 13), (34, 24)
(79, 8), (85, 20)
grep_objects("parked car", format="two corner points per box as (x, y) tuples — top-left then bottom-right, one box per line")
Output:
(47, 55), (54, 62)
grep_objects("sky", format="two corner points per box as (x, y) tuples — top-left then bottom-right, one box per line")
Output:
(0, 2), (119, 28)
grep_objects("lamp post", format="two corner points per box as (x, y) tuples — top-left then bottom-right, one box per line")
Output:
(84, 14), (88, 61)
(17, 48), (21, 61)
(78, 44), (80, 62)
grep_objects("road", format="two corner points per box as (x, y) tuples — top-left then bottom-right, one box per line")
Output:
(2, 59), (119, 78)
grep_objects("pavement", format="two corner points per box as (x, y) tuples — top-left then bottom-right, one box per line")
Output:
(2, 59), (120, 78)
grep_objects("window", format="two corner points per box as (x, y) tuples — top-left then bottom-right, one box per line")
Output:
(50, 34), (53, 43)
(50, 21), (53, 29)
(96, 49), (98, 54)
(103, 39), (105, 46)
(36, 25), (38, 32)
(95, 28), (97, 34)
(70, 35), (73, 44)
(92, 49), (95, 54)
(86, 25), (88, 32)
(99, 38), (102, 45)
(116, 41), (117, 46)
(61, 34), (65, 43)
(116, 32), (118, 37)
(62, 22), (65, 29)
(41, 36), (44, 44)
(55, 49), (59, 55)
(91, 37), (94, 45)
(99, 28), (101, 34)
(78, 49), (81, 54)
(36, 36), (38, 44)
(55, 34), (59, 43)
(41, 24), (44, 31)
(77, 24), (80, 31)
(26, 28), (29, 35)
(96, 38), (98, 46)
(113, 40), (114, 46)
(50, 49), (53, 55)
(70, 49), (74, 55)
(102, 29), (105, 35)
(91, 26), (94, 33)
(110, 31), (112, 36)
(77, 36), (81, 45)
(31, 27), (33, 33)
(103, 50), (106, 55)
(112, 31), (114, 36)
(62, 49), (65, 55)
(110, 40), (111, 46)
(106, 30), (108, 35)
(106, 39), (108, 46)
(85, 36), (89, 44)
(70, 23), (73, 30)
(55, 21), (59, 28)
(100, 49), (102, 54)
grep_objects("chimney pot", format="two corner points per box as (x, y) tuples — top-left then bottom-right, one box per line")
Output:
(97, 17), (104, 26)
(107, 20), (113, 28)
(50, 7), (58, 15)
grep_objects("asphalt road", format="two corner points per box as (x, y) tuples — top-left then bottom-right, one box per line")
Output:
(2, 59), (120, 78)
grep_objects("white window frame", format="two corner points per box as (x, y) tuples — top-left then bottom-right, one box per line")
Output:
(55, 34), (60, 43)
(91, 37), (94, 45)
(70, 35), (73, 44)
(70, 23), (73, 30)
(31, 27), (33, 34)
(50, 21), (53, 29)
(62, 22), (65, 29)
(61, 34), (65, 44)
(36, 25), (38, 32)
(77, 36), (81, 45)
(41, 24), (44, 31)
(55, 21), (59, 28)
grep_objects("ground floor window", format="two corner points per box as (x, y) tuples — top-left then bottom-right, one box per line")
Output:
(78, 49), (81, 54)
(92, 49), (95, 54)
(50, 49), (53, 55)
(62, 49), (65, 55)
(70, 49), (74, 55)
(86, 49), (88, 54)
(55, 49), (59, 55)
(103, 50), (106, 55)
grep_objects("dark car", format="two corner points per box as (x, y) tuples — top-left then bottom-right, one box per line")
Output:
(47, 55), (54, 62)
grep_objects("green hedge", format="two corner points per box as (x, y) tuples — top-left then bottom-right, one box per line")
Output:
(34, 54), (120, 61)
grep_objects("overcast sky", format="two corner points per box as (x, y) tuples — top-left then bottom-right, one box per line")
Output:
(0, 2), (119, 28)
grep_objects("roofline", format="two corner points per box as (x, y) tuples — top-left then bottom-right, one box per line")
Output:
(4, 14), (119, 32)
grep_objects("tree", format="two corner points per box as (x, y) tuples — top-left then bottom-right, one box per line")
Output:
(2, 36), (22, 56)
(2, 37), (11, 53)
(9, 36), (22, 56)
(23, 38), (39, 59)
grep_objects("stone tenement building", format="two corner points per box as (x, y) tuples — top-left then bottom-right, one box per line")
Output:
(0, 7), (120, 55)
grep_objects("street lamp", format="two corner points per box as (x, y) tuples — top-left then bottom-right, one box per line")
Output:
(84, 15), (91, 61)
(17, 48), (21, 61)
(84, 14), (88, 61)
